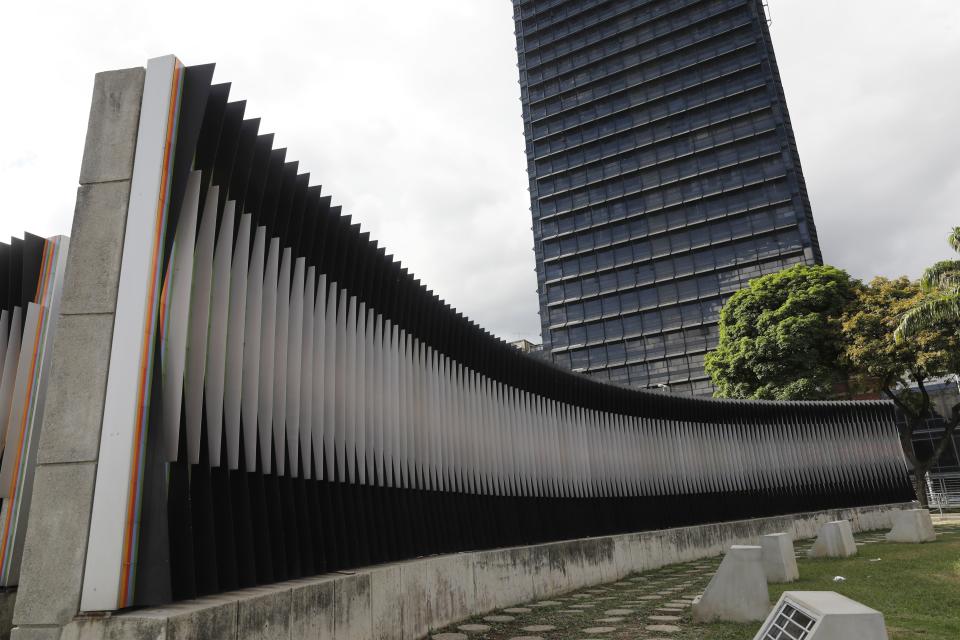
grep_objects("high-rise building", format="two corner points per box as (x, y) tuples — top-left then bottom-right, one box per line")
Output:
(513, 0), (822, 395)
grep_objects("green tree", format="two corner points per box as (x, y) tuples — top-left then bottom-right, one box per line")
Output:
(843, 277), (960, 506)
(705, 264), (859, 400)
(896, 227), (960, 342)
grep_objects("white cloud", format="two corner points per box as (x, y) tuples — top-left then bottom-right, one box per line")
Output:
(1, 0), (956, 343)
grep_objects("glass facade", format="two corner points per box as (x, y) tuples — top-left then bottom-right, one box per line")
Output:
(513, 0), (822, 395)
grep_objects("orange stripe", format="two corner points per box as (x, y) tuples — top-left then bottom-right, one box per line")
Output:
(33, 239), (54, 305)
(0, 240), (55, 567)
(118, 62), (181, 607)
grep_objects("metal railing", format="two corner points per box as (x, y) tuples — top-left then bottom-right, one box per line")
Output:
(926, 472), (960, 514)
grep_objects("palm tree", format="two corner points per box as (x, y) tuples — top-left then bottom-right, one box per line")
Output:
(895, 227), (960, 342)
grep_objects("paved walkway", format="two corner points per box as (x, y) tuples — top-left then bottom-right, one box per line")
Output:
(426, 526), (926, 640)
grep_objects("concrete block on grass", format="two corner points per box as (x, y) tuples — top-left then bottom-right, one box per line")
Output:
(761, 533), (799, 583)
(808, 520), (857, 559)
(692, 545), (769, 623)
(885, 509), (936, 543)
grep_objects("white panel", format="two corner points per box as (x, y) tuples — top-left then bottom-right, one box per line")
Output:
(241, 227), (265, 472)
(0, 305), (41, 493)
(285, 257), (304, 477)
(323, 282), (338, 481)
(334, 288), (348, 483)
(0, 236), (69, 586)
(355, 303), (368, 485)
(310, 272), (328, 480)
(272, 247), (291, 475)
(371, 314), (384, 485)
(385, 322), (398, 488)
(398, 331), (409, 489)
(258, 237), (279, 472)
(344, 296), (357, 484)
(184, 185), (218, 464)
(365, 308), (378, 484)
(0, 310), (9, 384)
(299, 266), (315, 479)
(224, 213), (251, 470)
(0, 308), (22, 453)
(159, 171), (200, 461)
(204, 199), (235, 467)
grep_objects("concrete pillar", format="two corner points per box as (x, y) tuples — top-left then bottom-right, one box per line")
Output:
(885, 509), (936, 543)
(760, 533), (799, 583)
(808, 520), (857, 559)
(692, 545), (770, 623)
(9, 66), (145, 640)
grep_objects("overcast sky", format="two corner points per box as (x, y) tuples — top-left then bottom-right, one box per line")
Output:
(1, 1), (958, 343)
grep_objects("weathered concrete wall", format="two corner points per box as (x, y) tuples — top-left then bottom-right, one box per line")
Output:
(48, 502), (912, 640)
(8, 67), (145, 640)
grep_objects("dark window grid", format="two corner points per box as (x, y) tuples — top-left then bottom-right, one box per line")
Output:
(528, 22), (756, 116)
(532, 58), (766, 143)
(541, 193), (794, 268)
(519, 0), (658, 46)
(551, 296), (716, 362)
(528, 14), (754, 108)
(544, 242), (805, 333)
(541, 155), (787, 228)
(520, 0), (710, 58)
(535, 124), (779, 200)
(516, 0), (612, 35)
(540, 182), (794, 282)
(542, 208), (795, 299)
(544, 222), (802, 296)
(525, 2), (752, 96)
(582, 344), (714, 381)
(518, 0), (579, 22)
(529, 45), (762, 132)
(523, 0), (744, 71)
(520, 0), (662, 53)
(554, 301), (722, 354)
(532, 65), (767, 149)
(538, 151), (786, 223)
(531, 71), (769, 156)
(534, 104), (776, 182)
(643, 326), (716, 360)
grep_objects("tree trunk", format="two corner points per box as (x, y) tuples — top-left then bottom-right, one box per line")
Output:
(913, 465), (929, 507)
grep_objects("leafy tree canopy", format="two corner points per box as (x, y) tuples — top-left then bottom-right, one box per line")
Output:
(844, 276), (960, 395)
(704, 264), (859, 400)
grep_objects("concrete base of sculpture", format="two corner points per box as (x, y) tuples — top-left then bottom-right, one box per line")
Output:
(808, 520), (857, 558)
(0, 589), (15, 640)
(761, 533), (799, 583)
(692, 545), (770, 623)
(885, 509), (936, 543)
(754, 591), (888, 640)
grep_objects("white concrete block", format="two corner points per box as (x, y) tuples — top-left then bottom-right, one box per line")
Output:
(808, 520), (857, 558)
(761, 533), (799, 583)
(692, 545), (769, 623)
(754, 591), (888, 640)
(885, 509), (936, 543)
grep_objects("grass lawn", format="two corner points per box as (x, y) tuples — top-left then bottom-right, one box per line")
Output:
(685, 522), (960, 640)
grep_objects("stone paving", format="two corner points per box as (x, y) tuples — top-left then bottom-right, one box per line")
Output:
(429, 554), (719, 640)
(426, 527), (902, 640)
